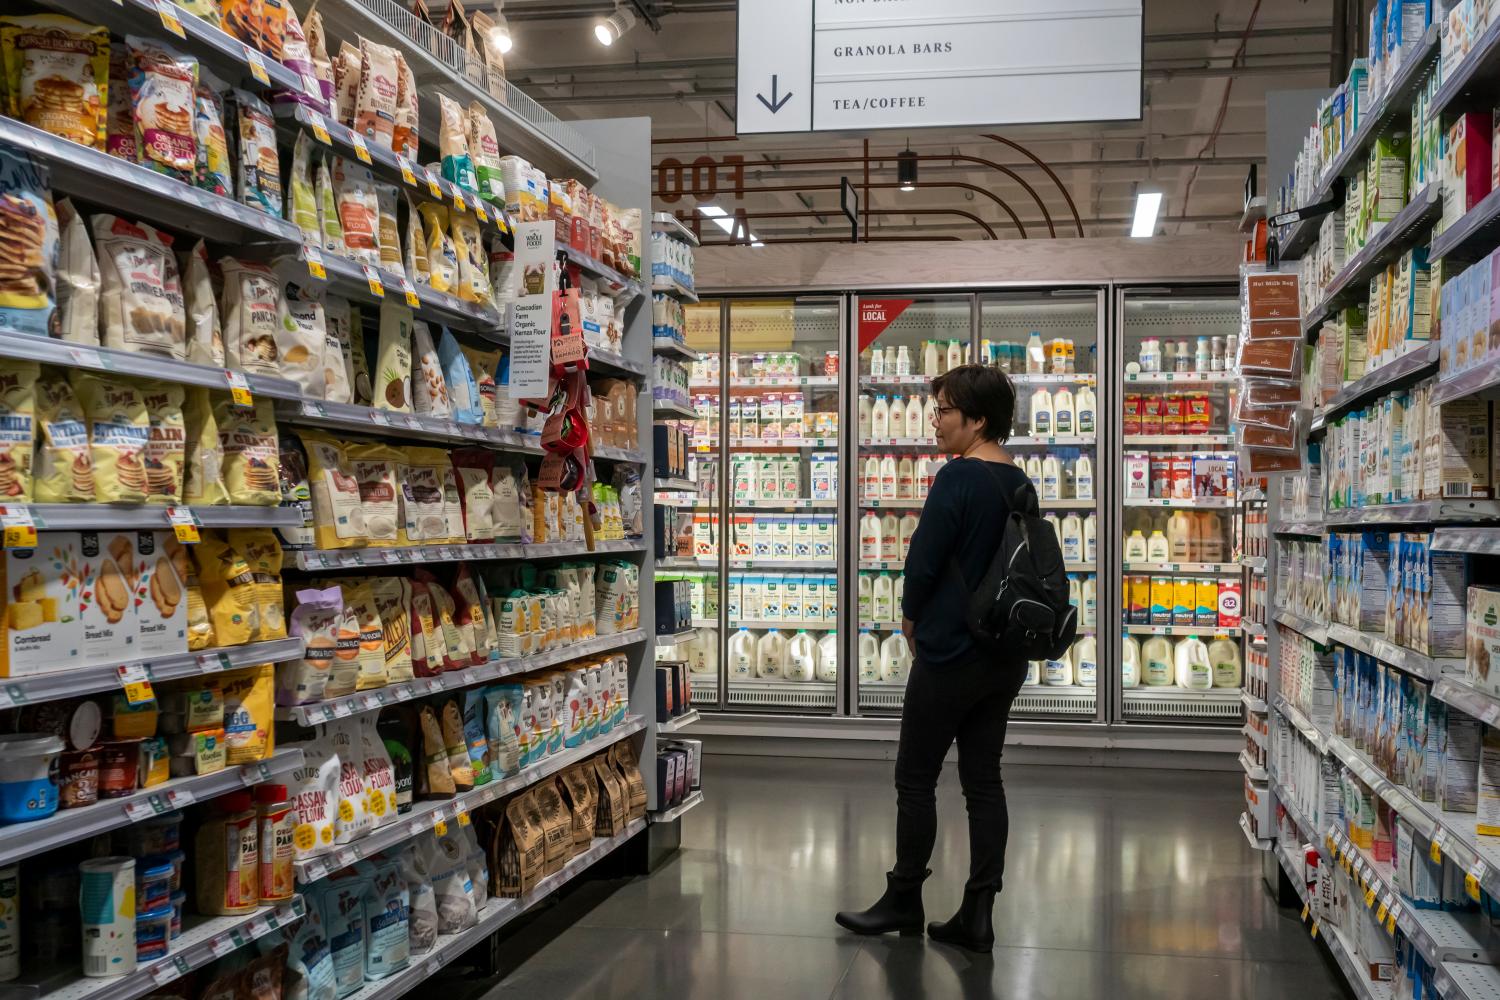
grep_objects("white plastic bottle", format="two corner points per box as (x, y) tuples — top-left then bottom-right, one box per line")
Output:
(1026, 332), (1045, 374)
(1075, 385), (1097, 435)
(857, 573), (873, 619)
(897, 456), (915, 499)
(868, 347), (885, 377)
(1142, 636), (1173, 686)
(883, 346), (898, 376)
(858, 394), (874, 440)
(923, 340), (940, 378)
(1174, 636), (1212, 690)
(1053, 387), (1075, 436)
(1043, 648), (1073, 686)
(915, 457), (932, 499)
(873, 573), (894, 622)
(1139, 338), (1159, 372)
(729, 628), (756, 678)
(1209, 636), (1243, 688)
(1025, 661), (1040, 686)
(860, 512), (881, 561)
(1167, 510), (1193, 561)
(946, 339), (963, 373)
(1083, 513), (1097, 562)
(1195, 337), (1211, 372)
(1030, 388), (1053, 436)
(880, 515), (899, 560)
(894, 572), (904, 611)
(1073, 636), (1097, 688)
(1067, 574), (1081, 612)
(699, 628), (719, 676)
(889, 395), (907, 439)
(880, 454), (898, 500)
(1075, 455), (1094, 500)
(859, 454), (878, 500)
(757, 629), (787, 679)
(1081, 575), (1096, 627)
(1060, 513), (1083, 562)
(1121, 635), (1141, 687)
(871, 395), (890, 441)
(786, 630), (816, 682)
(922, 396), (939, 441)
(859, 629), (880, 681)
(1024, 455), (1043, 492)
(880, 632), (912, 682)
(899, 514), (918, 559)
(1146, 529), (1170, 563)
(1124, 529), (1147, 563)
(1041, 454), (1061, 500)
(906, 395), (923, 438)
(896, 345), (912, 376)
(817, 631), (838, 681)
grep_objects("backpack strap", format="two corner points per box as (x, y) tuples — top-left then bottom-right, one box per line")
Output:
(947, 460), (1030, 590)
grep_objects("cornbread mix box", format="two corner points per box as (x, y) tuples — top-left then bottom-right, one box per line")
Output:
(1466, 586), (1500, 700)
(78, 530), (140, 666)
(2, 533), (83, 677)
(134, 531), (188, 657)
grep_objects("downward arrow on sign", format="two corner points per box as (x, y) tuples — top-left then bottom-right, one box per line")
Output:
(757, 75), (793, 113)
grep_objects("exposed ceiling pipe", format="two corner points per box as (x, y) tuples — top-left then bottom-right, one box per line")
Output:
(983, 134), (1083, 237)
(699, 236), (963, 245)
(722, 208), (999, 239)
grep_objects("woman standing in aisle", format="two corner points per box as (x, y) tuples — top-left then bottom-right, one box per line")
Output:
(835, 363), (1031, 953)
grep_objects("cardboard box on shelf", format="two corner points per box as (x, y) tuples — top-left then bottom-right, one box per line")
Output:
(2, 533), (83, 677)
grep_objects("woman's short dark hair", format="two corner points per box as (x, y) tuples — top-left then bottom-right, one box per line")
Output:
(931, 364), (1015, 442)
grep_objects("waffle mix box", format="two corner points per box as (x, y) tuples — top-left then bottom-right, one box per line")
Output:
(2, 533), (83, 677)
(1466, 586), (1500, 700)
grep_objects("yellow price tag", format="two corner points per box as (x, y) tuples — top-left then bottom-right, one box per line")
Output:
(1431, 838), (1443, 864)
(350, 132), (372, 165)
(453, 190), (467, 215)
(1309, 921), (1318, 939)
(1299, 903), (1309, 921)
(2, 524), (36, 548)
(308, 112), (332, 146)
(155, 0), (186, 38)
(304, 244), (327, 280)
(118, 664), (155, 705)
(396, 156), (417, 187)
(1385, 911), (1396, 935)
(1466, 872), (1482, 901)
(425, 169), (443, 199)
(173, 522), (200, 543)
(396, 274), (420, 308)
(244, 46), (270, 85)
(433, 818), (448, 837)
(457, 810), (471, 826)
(1376, 901), (1388, 923)
(224, 370), (254, 408)
(469, 194), (488, 223)
(1363, 887), (1376, 908)
(362, 265), (385, 298)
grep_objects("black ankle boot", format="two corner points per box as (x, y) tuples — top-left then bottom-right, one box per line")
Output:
(927, 887), (997, 952)
(835, 870), (928, 935)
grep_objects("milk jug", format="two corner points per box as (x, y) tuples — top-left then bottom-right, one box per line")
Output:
(858, 395), (873, 440)
(923, 340), (940, 378)
(1197, 512), (1224, 563)
(922, 396), (939, 440)
(1025, 455), (1043, 491)
(899, 515), (918, 559)
(915, 457), (932, 498)
(1026, 332), (1045, 374)
(1081, 575), (1097, 627)
(897, 456), (915, 498)
(700, 628), (719, 675)
(857, 572), (873, 618)
(1121, 636), (1141, 687)
(880, 455), (898, 499)
(1067, 575), (1081, 611)
(729, 628), (756, 677)
(873, 573), (894, 622)
(816, 631), (838, 681)
(889, 395), (907, 439)
(1146, 529), (1170, 562)
(885, 346), (899, 375)
(1083, 514), (1097, 562)
(869, 347), (885, 377)
(757, 629), (786, 679)
(871, 396), (890, 440)
(946, 339), (963, 372)
(1076, 386), (1097, 434)
(1075, 455), (1094, 499)
(1053, 387), (1075, 435)
(1059, 514), (1083, 562)
(880, 632), (911, 682)
(860, 513), (881, 561)
(1209, 637), (1242, 688)
(1142, 636), (1173, 686)
(905, 396), (923, 438)
(1042, 455), (1061, 499)
(1025, 661), (1040, 685)
(1073, 636), (1097, 688)
(858, 629), (881, 681)
(894, 572), (905, 610)
(1174, 636), (1211, 690)
(880, 515), (899, 558)
(1167, 511), (1193, 561)
(896, 345), (912, 375)
(1043, 648), (1072, 686)
(862, 455), (880, 500)
(1030, 388), (1053, 436)
(786, 630), (816, 682)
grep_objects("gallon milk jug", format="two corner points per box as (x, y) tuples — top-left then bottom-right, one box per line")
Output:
(860, 513), (881, 560)
(1174, 636), (1212, 690)
(880, 455), (898, 499)
(1197, 512), (1225, 563)
(906, 395), (923, 438)
(729, 629), (756, 678)
(1025, 661), (1040, 685)
(857, 572), (873, 619)
(871, 395), (890, 441)
(869, 346), (885, 376)
(880, 515), (899, 556)
(858, 629), (881, 681)
(1081, 576), (1097, 627)
(699, 628), (719, 676)
(817, 632), (838, 681)
(1083, 513), (1097, 562)
(786, 630), (816, 682)
(1067, 575), (1081, 612)
(1073, 636), (1097, 688)
(1026, 332), (1045, 374)
(894, 572), (905, 610)
(1053, 387), (1075, 435)
(899, 514), (918, 559)
(1030, 388), (1053, 436)
(1142, 636), (1173, 686)
(1075, 455), (1094, 499)
(858, 395), (873, 440)
(946, 339), (963, 372)
(1042, 454), (1062, 499)
(922, 396), (939, 441)
(1167, 511), (1193, 561)
(862, 455), (880, 500)
(1076, 386), (1097, 434)
(923, 340), (940, 378)
(757, 629), (786, 679)
(1208, 637), (1242, 688)
(1025, 455), (1043, 491)
(889, 395), (907, 439)
(873, 573), (894, 622)
(880, 632), (911, 682)
(1043, 648), (1073, 686)
(1043, 513), (1061, 548)
(897, 456), (915, 499)
(896, 345), (912, 375)
(1121, 636), (1141, 687)
(1059, 514), (1083, 562)
(1146, 529), (1170, 563)
(915, 457), (932, 499)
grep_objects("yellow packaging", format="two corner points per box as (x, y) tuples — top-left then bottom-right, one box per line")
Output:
(1149, 576), (1173, 626)
(139, 381), (186, 504)
(138, 737), (170, 787)
(368, 576), (413, 682)
(417, 202), (456, 294)
(1172, 578), (1196, 625)
(194, 531), (257, 646)
(220, 662), (274, 763)
(214, 395), (280, 505)
(338, 578), (387, 689)
(71, 371), (149, 503)
(301, 432), (368, 549)
(449, 212), (490, 305)
(236, 528), (284, 640)
(33, 369), (92, 502)
(185, 571), (215, 650)
(183, 386), (229, 506)
(1195, 578), (1219, 627)
(0, 15), (110, 149)
(111, 694), (158, 739)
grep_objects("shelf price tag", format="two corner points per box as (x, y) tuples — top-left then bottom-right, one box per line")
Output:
(1466, 859), (1487, 901)
(124, 794), (169, 821)
(395, 155), (418, 187)
(452, 188), (467, 215)
(433, 817), (448, 837)
(457, 809), (471, 826)
(1309, 921), (1318, 939)
(303, 244), (327, 281)
(155, 0), (187, 38)
(118, 663), (155, 705)
(362, 265), (385, 298)
(1299, 903), (1309, 922)
(396, 273), (420, 308)
(241, 761), (272, 785)
(1363, 886), (1376, 909)
(349, 131), (372, 164)
(1430, 828), (1447, 864)
(468, 193), (489, 223)
(149, 956), (188, 986)
(0, 507), (36, 549)
(244, 45), (270, 85)
(197, 650), (231, 673)
(1375, 895), (1389, 924)
(307, 111), (332, 146)
(1386, 902), (1401, 935)
(224, 370), (254, 408)
(210, 934), (237, 958)
(166, 507), (201, 544)
(423, 168), (444, 200)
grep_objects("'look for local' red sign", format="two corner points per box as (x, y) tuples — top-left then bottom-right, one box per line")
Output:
(857, 299), (914, 353)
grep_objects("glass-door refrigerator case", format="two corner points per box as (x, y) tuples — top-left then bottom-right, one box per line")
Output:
(1114, 286), (1246, 725)
(852, 291), (1104, 721)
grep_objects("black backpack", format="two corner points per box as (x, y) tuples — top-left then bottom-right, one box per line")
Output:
(956, 471), (1077, 661)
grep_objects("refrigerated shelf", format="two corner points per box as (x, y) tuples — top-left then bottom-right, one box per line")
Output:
(1123, 435), (1236, 446)
(1123, 497), (1237, 509)
(1122, 687), (1243, 721)
(1124, 624), (1243, 637)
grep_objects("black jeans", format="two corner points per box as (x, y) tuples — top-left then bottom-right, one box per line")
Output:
(891, 651), (1028, 893)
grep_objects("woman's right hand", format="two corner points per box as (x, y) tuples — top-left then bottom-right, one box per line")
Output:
(901, 616), (915, 654)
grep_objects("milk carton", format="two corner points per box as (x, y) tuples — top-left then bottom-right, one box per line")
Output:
(1, 533), (83, 677)
(772, 516), (794, 558)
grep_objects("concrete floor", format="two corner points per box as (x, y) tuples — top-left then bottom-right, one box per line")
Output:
(475, 754), (1351, 1000)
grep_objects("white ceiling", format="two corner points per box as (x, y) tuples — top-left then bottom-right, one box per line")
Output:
(495, 0), (1333, 243)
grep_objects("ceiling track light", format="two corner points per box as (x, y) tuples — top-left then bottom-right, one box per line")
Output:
(896, 147), (918, 192)
(594, 3), (638, 45)
(489, 4), (512, 54)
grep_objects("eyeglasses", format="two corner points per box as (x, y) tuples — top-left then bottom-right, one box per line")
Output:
(933, 404), (959, 419)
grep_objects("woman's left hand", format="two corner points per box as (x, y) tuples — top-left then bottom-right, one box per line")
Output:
(901, 616), (915, 653)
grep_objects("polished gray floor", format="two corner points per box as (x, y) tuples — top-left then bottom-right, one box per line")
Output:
(477, 755), (1351, 1000)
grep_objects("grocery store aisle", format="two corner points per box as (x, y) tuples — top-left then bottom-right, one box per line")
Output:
(480, 755), (1350, 1000)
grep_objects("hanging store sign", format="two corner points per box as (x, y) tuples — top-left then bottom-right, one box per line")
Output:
(736, 0), (1143, 135)
(857, 298), (914, 352)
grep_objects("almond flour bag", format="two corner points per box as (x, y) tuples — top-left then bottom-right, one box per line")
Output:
(33, 370), (93, 503)
(279, 587), (342, 705)
(183, 386), (228, 505)
(181, 239), (224, 366)
(93, 214), (186, 359)
(214, 395), (281, 505)
(127, 35), (199, 183)
(53, 198), (99, 344)
(70, 371), (148, 502)
(219, 257), (282, 376)
(374, 299), (413, 412)
(139, 380), (186, 503)
(411, 321), (451, 417)
(332, 155), (379, 266)
(301, 432), (367, 549)
(275, 268), (328, 398)
(450, 212), (490, 305)
(322, 294), (354, 404)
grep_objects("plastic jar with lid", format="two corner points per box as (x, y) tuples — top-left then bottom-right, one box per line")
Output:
(127, 811), (184, 856)
(134, 906), (172, 962)
(0, 734), (64, 823)
(195, 792), (258, 915)
(136, 860), (174, 913)
(255, 784), (296, 902)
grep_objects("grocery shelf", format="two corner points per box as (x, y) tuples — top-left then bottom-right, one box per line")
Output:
(277, 630), (647, 726)
(1434, 527), (1500, 555)
(1432, 182), (1500, 264)
(0, 895), (306, 1000)
(859, 498), (928, 509)
(694, 376), (839, 389)
(1, 503), (300, 531)
(1242, 691), (1269, 713)
(655, 477), (698, 493)
(1002, 435), (1098, 447)
(0, 116), (301, 249)
(650, 790), (704, 823)
(727, 619), (838, 630)
(1273, 520), (1325, 536)
(728, 498), (836, 509)
(290, 538), (643, 570)
(1243, 721), (1267, 748)
(858, 374), (932, 387)
(1433, 14), (1500, 117)
(1122, 496), (1237, 509)
(658, 556), (716, 570)
(1433, 349), (1500, 404)
(653, 211), (700, 246)
(1432, 677), (1500, 727)
(560, 245), (646, 300)
(1239, 750), (1268, 782)
(1273, 609), (1329, 645)
(1123, 561), (1241, 574)
(654, 627), (698, 645)
(656, 709), (700, 734)
(1325, 623), (1459, 684)
(655, 401), (698, 420)
(692, 437), (841, 450)
(652, 276), (699, 303)
(1442, 963), (1500, 1000)
(1273, 695), (1327, 753)
(0, 331), (304, 401)
(294, 717), (645, 884)
(652, 338), (700, 361)
(1122, 687), (1243, 720)
(1005, 373), (1098, 386)
(280, 398), (543, 454)
(691, 677), (835, 710)
(1239, 811), (1271, 850)
(1310, 342), (1441, 433)
(1123, 371), (1233, 384)
(1123, 434), (1235, 446)
(1007, 685), (1096, 716)
(1124, 623), (1243, 637)
(330, 819), (647, 1000)
(1239, 196), (1267, 234)
(0, 748), (302, 867)
(728, 559), (836, 570)
(593, 444), (647, 464)
(587, 346), (650, 379)
(0, 636), (305, 711)
(1323, 500), (1500, 526)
